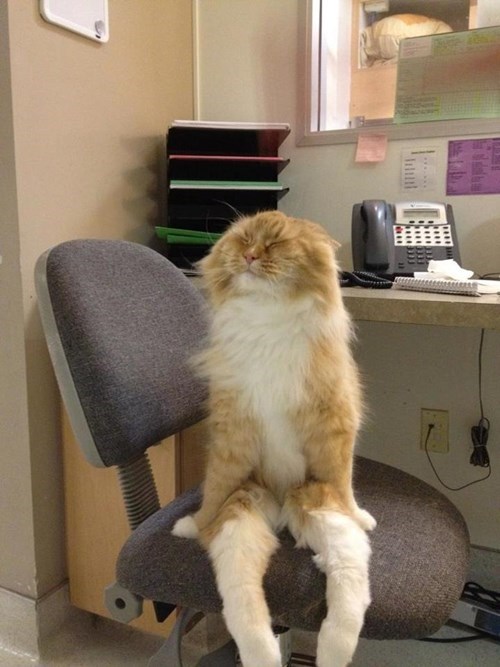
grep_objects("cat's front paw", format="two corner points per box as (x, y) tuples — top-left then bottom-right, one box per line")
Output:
(317, 618), (356, 667)
(172, 515), (199, 539)
(353, 508), (377, 532)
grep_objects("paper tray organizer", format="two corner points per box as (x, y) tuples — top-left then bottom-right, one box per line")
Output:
(155, 227), (223, 246)
(158, 121), (290, 270)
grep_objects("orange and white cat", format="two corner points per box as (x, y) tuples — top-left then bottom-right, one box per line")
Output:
(173, 211), (376, 667)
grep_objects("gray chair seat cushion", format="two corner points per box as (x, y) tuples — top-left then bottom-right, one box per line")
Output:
(116, 456), (469, 640)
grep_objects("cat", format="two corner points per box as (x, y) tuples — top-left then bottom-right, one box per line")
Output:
(173, 210), (376, 667)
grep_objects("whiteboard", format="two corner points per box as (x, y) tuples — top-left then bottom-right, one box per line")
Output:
(40, 0), (109, 43)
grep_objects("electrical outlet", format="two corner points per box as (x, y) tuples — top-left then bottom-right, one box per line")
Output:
(421, 409), (449, 453)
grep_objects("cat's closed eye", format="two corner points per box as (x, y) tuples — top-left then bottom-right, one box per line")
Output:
(264, 240), (284, 250)
(235, 234), (253, 247)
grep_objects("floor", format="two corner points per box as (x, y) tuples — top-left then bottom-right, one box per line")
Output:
(0, 612), (498, 666)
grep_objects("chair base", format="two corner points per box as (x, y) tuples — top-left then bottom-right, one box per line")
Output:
(197, 639), (237, 666)
(147, 608), (316, 667)
(147, 607), (199, 667)
(147, 608), (237, 667)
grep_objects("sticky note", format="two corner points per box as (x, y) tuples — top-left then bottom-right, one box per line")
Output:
(355, 134), (388, 163)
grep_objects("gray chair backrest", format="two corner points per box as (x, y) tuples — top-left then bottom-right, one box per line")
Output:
(35, 239), (208, 468)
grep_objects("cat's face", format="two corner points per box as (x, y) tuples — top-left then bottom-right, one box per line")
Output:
(199, 211), (340, 304)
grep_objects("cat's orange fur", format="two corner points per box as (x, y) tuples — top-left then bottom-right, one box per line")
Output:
(173, 211), (375, 667)
(193, 211), (370, 533)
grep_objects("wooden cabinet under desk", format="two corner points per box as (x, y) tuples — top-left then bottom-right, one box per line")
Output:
(63, 410), (207, 637)
(63, 412), (176, 636)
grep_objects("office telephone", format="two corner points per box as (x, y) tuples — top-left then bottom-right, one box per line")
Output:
(352, 200), (461, 277)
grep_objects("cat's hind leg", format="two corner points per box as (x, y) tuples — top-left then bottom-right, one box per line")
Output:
(202, 483), (282, 667)
(283, 484), (371, 667)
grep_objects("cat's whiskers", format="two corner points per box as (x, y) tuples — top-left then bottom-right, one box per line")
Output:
(206, 271), (232, 290)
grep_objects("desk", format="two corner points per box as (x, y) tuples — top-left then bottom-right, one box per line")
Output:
(342, 287), (500, 331)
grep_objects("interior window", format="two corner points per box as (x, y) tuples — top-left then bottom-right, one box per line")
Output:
(303, 0), (500, 139)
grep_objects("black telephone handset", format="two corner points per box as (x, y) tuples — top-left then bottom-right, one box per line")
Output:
(352, 200), (461, 278)
(352, 200), (391, 272)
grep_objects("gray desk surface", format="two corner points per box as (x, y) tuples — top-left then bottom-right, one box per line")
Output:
(342, 287), (500, 331)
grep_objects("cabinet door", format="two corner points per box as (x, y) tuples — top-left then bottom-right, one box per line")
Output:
(63, 412), (176, 636)
(176, 419), (208, 494)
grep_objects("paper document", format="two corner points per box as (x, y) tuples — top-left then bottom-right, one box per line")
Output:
(447, 138), (500, 195)
(172, 120), (291, 131)
(401, 148), (437, 191)
(394, 27), (500, 123)
(169, 180), (285, 191)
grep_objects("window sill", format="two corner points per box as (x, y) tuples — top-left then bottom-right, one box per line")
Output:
(297, 117), (500, 147)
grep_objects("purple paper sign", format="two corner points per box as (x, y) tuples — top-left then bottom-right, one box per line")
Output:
(447, 138), (500, 195)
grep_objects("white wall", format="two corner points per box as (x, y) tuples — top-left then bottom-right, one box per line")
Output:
(195, 0), (500, 550)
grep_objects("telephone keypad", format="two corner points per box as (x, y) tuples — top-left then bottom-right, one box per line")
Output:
(393, 218), (453, 270)
(405, 247), (431, 264)
(393, 223), (454, 247)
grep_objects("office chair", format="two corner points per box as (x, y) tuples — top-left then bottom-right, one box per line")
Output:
(35, 239), (470, 667)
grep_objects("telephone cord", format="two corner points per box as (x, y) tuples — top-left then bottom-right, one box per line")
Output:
(340, 271), (393, 289)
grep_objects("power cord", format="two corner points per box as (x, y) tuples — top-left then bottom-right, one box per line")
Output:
(421, 330), (496, 645)
(470, 328), (491, 469)
(462, 581), (500, 612)
(424, 424), (491, 490)
(420, 581), (500, 644)
(470, 417), (490, 468)
(478, 272), (500, 280)
(419, 632), (487, 643)
(424, 329), (492, 491)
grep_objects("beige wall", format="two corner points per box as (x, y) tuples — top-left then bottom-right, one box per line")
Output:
(0, 0), (37, 599)
(1, 0), (193, 600)
(196, 0), (500, 550)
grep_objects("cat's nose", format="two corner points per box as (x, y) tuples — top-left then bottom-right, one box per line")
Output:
(244, 251), (258, 265)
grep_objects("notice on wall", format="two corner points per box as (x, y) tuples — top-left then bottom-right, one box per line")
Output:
(355, 134), (388, 163)
(394, 26), (500, 124)
(401, 147), (437, 192)
(447, 138), (500, 195)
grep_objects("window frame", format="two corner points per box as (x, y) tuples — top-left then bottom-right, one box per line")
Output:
(297, 0), (500, 146)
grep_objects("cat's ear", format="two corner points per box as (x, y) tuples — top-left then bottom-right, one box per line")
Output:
(295, 216), (341, 252)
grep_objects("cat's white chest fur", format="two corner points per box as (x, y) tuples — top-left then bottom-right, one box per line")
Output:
(211, 293), (319, 496)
